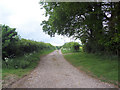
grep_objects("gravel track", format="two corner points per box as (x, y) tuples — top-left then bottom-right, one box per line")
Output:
(10, 50), (115, 88)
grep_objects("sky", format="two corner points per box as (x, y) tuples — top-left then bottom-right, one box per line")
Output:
(0, 0), (81, 46)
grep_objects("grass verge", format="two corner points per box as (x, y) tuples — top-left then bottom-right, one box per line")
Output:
(62, 49), (118, 86)
(2, 50), (54, 79)
(62, 49), (73, 54)
(61, 49), (82, 54)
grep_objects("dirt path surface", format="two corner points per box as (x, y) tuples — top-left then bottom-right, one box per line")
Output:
(10, 50), (115, 88)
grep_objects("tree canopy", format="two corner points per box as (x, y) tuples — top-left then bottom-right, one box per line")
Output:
(40, 2), (120, 56)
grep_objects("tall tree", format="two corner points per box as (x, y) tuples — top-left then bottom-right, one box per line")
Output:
(2, 25), (19, 59)
(40, 2), (120, 56)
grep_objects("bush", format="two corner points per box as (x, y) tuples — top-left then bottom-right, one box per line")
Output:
(62, 42), (81, 52)
(2, 25), (55, 69)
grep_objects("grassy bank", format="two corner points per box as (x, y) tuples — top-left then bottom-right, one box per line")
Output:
(61, 49), (118, 86)
(2, 50), (54, 79)
(62, 47), (83, 54)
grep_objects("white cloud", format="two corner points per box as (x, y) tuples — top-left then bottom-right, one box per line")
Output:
(0, 0), (81, 46)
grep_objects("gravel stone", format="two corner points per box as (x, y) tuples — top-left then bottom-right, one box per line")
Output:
(10, 50), (115, 88)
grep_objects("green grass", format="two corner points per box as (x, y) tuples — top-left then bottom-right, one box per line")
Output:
(61, 49), (73, 54)
(61, 48), (83, 54)
(2, 68), (31, 79)
(62, 50), (118, 86)
(2, 50), (54, 79)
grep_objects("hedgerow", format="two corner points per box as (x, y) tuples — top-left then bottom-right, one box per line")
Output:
(2, 25), (55, 69)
